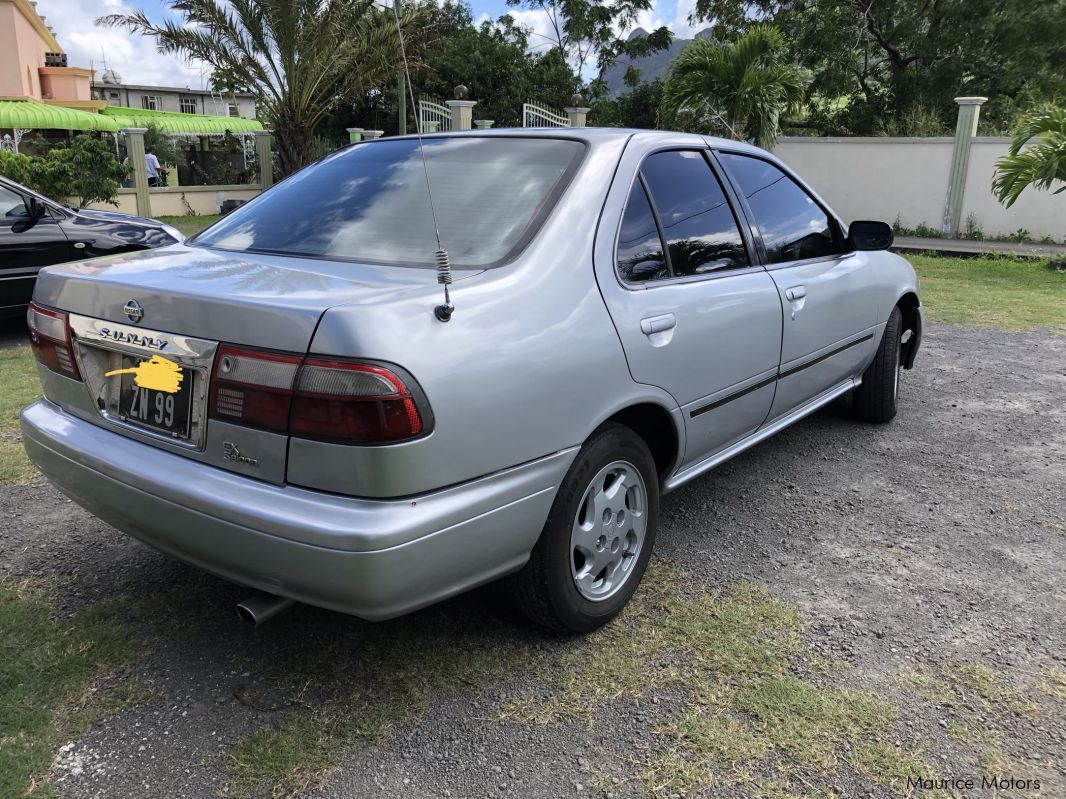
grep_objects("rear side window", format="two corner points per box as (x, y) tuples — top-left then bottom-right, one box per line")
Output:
(719, 153), (841, 264)
(192, 138), (584, 268)
(616, 150), (750, 283)
(617, 180), (668, 282)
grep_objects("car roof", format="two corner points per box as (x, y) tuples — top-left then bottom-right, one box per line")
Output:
(381, 127), (768, 155)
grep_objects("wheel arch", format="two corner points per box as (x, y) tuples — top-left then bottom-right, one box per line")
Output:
(896, 291), (921, 369)
(601, 401), (682, 484)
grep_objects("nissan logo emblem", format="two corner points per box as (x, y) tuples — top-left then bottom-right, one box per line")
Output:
(123, 300), (144, 323)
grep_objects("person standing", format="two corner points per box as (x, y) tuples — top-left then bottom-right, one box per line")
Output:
(145, 146), (162, 188)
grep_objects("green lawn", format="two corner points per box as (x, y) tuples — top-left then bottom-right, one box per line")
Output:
(909, 254), (1066, 330)
(155, 214), (222, 238)
(0, 347), (41, 484)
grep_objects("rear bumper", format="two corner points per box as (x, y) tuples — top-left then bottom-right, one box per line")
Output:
(21, 399), (573, 620)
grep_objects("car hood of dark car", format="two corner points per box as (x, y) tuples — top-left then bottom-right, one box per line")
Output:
(73, 208), (163, 228)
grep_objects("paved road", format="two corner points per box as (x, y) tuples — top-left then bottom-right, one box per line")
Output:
(2, 322), (1064, 798)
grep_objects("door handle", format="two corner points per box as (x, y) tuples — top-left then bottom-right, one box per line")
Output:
(640, 313), (676, 335)
(784, 286), (806, 301)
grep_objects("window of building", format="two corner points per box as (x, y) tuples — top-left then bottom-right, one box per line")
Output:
(179, 97), (197, 114)
(228, 103), (239, 117)
(142, 96), (161, 111)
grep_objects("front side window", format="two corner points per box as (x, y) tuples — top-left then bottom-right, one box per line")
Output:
(179, 97), (197, 114)
(639, 150), (750, 277)
(0, 186), (28, 220)
(719, 152), (841, 264)
(142, 95), (160, 111)
(193, 137), (584, 269)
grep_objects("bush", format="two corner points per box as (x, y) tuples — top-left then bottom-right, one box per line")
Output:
(0, 134), (127, 208)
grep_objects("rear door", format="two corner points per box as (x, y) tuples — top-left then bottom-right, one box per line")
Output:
(595, 138), (783, 469)
(715, 151), (876, 420)
(0, 184), (71, 310)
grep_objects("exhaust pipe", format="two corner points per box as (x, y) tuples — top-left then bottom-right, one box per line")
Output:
(236, 592), (294, 626)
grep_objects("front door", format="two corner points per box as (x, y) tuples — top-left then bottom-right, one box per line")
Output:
(0, 185), (71, 311)
(716, 152), (876, 419)
(595, 142), (783, 470)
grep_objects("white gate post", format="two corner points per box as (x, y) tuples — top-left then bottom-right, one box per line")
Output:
(445, 85), (476, 131)
(473, 120), (494, 130)
(363, 130), (384, 140)
(346, 127), (364, 143)
(564, 93), (590, 128)
(251, 130), (273, 189)
(122, 127), (151, 216)
(941, 96), (987, 237)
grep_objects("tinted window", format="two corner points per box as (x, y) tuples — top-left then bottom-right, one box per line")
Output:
(616, 179), (668, 282)
(640, 150), (749, 276)
(193, 138), (584, 268)
(719, 153), (841, 264)
(0, 186), (28, 220)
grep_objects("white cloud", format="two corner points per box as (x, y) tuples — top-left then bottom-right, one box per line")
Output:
(668, 0), (703, 38)
(36, 0), (211, 90)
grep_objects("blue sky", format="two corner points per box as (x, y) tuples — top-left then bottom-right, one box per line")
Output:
(37, 0), (703, 88)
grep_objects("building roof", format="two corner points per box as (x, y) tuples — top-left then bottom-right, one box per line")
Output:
(101, 105), (265, 135)
(0, 98), (120, 131)
(94, 82), (256, 98)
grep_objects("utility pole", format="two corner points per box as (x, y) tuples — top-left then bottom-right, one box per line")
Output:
(396, 0), (407, 135)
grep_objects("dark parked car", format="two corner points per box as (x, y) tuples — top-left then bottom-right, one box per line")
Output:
(0, 175), (182, 316)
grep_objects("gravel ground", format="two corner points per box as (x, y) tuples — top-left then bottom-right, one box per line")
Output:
(1, 321), (1064, 798)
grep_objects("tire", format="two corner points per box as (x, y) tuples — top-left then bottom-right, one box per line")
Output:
(851, 305), (902, 423)
(508, 423), (659, 633)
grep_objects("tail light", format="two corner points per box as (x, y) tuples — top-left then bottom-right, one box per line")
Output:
(208, 346), (425, 444)
(27, 303), (80, 380)
(209, 346), (301, 433)
(290, 359), (423, 443)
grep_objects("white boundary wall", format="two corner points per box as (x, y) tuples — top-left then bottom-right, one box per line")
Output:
(773, 136), (1065, 239)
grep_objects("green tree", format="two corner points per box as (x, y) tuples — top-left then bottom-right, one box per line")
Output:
(660, 25), (807, 148)
(504, 0), (671, 79)
(589, 79), (663, 129)
(992, 105), (1066, 207)
(99, 0), (427, 176)
(688, 0), (1066, 135)
(418, 2), (578, 127)
(0, 136), (126, 207)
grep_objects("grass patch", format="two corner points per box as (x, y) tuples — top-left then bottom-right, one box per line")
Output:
(154, 214), (221, 238)
(736, 675), (894, 769)
(908, 254), (1066, 329)
(0, 581), (157, 797)
(223, 607), (536, 798)
(502, 564), (934, 797)
(1038, 667), (1066, 703)
(0, 346), (41, 484)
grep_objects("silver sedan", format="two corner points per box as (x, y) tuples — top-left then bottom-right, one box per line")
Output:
(22, 129), (922, 632)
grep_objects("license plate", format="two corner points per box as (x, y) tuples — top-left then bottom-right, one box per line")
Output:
(116, 357), (193, 439)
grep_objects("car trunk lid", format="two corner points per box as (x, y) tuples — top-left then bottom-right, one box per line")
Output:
(33, 244), (472, 353)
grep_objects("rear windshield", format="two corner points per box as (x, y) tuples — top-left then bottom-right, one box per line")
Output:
(192, 137), (584, 268)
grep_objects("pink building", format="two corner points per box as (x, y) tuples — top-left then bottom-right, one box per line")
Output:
(0, 0), (103, 112)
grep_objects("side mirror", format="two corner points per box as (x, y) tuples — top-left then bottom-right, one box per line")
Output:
(847, 220), (894, 251)
(26, 197), (47, 218)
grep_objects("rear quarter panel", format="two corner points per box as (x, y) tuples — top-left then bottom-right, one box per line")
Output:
(290, 135), (684, 498)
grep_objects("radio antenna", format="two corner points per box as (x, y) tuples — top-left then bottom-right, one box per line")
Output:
(391, 0), (455, 322)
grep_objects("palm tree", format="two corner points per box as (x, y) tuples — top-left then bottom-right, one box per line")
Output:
(992, 104), (1066, 207)
(99, 0), (426, 176)
(660, 24), (807, 149)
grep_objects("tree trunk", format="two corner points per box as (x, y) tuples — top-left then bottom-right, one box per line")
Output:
(272, 113), (318, 178)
